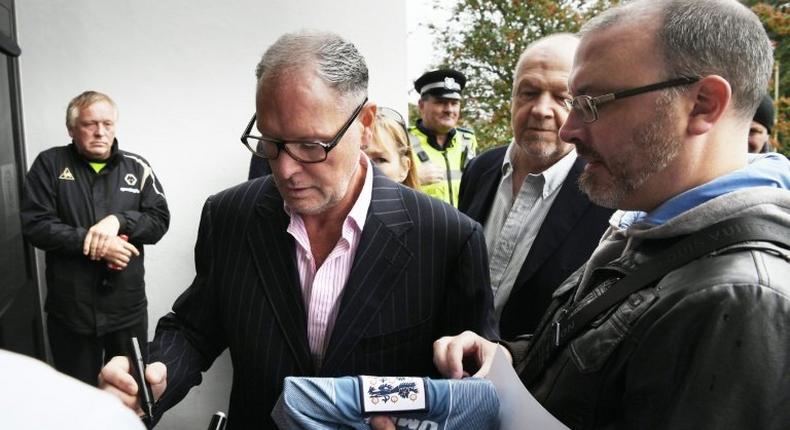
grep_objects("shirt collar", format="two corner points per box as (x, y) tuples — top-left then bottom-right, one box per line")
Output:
(416, 119), (457, 150)
(283, 153), (373, 233)
(348, 154), (373, 231)
(502, 143), (577, 198)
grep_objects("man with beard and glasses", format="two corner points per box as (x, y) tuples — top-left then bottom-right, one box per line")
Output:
(98, 31), (494, 429)
(374, 1), (790, 429)
(458, 33), (613, 338)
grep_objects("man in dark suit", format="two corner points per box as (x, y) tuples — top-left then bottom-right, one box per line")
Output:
(99, 30), (494, 428)
(458, 34), (612, 339)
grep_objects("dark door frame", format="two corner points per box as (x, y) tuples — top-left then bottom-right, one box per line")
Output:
(0, 0), (46, 360)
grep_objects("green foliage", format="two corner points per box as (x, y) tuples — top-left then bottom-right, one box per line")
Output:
(748, 2), (790, 156)
(430, 0), (789, 156)
(430, 0), (619, 151)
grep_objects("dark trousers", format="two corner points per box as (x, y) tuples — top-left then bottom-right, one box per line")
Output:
(47, 315), (147, 386)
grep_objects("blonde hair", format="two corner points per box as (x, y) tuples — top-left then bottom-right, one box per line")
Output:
(373, 113), (420, 190)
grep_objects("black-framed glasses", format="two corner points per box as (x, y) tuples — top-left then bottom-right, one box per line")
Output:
(563, 76), (700, 123)
(240, 96), (368, 163)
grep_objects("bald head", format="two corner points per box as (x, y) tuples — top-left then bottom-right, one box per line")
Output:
(513, 33), (579, 85)
(510, 33), (580, 173)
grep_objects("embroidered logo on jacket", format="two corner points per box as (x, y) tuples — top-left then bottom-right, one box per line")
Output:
(124, 173), (137, 186)
(58, 167), (75, 181)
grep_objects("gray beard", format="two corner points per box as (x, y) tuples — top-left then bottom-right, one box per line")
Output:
(579, 98), (682, 209)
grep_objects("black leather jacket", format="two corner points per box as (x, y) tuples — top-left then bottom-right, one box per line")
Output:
(506, 206), (790, 429)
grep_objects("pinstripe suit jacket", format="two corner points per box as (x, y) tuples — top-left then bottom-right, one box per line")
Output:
(150, 170), (495, 429)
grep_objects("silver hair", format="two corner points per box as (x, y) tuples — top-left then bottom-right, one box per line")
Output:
(580, 0), (773, 119)
(254, 30), (368, 102)
(66, 90), (117, 129)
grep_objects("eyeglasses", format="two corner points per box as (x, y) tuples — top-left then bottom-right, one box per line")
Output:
(376, 107), (410, 145)
(240, 96), (368, 163)
(563, 76), (700, 123)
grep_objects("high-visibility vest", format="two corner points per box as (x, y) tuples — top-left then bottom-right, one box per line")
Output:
(408, 125), (477, 207)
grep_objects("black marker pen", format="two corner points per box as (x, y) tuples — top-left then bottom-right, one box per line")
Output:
(206, 411), (227, 430)
(128, 336), (155, 423)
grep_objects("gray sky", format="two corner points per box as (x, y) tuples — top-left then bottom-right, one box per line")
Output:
(406, 0), (455, 104)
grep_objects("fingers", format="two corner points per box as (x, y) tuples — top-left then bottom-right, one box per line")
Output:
(418, 164), (445, 185)
(84, 215), (121, 259)
(101, 238), (141, 270)
(123, 240), (140, 257)
(94, 234), (110, 260)
(98, 356), (141, 411)
(83, 228), (111, 259)
(433, 331), (497, 379)
(369, 416), (396, 430)
(145, 361), (168, 401)
(471, 344), (504, 378)
(99, 357), (169, 414)
(83, 231), (93, 256)
(433, 332), (469, 379)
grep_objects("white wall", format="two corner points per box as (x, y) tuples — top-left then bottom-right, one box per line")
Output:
(15, 1), (407, 428)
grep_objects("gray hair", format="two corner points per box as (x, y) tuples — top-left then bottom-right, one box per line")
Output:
(581, 0), (773, 119)
(254, 30), (368, 102)
(66, 90), (117, 129)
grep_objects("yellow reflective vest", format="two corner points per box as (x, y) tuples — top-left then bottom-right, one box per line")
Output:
(408, 123), (477, 207)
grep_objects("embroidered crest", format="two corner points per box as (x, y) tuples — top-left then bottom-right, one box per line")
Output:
(58, 167), (75, 181)
(359, 376), (427, 414)
(124, 173), (137, 186)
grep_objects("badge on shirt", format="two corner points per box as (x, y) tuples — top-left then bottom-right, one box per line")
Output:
(358, 376), (428, 414)
(58, 167), (75, 181)
(124, 173), (137, 186)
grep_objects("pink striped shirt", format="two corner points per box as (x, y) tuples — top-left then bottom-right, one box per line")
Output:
(285, 156), (373, 369)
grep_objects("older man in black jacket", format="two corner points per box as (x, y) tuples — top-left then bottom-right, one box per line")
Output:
(21, 90), (169, 386)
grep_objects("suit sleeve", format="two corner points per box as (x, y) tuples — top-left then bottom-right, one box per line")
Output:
(118, 160), (169, 244)
(20, 154), (87, 254)
(457, 157), (480, 215)
(446, 220), (498, 340)
(149, 197), (226, 420)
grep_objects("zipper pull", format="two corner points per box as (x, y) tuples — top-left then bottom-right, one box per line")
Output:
(553, 308), (568, 347)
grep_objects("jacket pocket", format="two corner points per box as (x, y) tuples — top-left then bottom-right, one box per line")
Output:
(569, 289), (657, 373)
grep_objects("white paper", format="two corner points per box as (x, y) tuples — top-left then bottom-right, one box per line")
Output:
(485, 347), (570, 430)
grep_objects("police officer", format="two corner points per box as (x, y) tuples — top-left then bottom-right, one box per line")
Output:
(410, 69), (477, 206)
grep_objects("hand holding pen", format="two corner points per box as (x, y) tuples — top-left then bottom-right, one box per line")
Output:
(98, 342), (168, 423)
(128, 337), (155, 423)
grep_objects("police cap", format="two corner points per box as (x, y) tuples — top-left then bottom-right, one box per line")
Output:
(414, 69), (467, 100)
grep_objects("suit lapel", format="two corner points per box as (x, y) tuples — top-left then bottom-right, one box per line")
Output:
(320, 174), (413, 375)
(510, 158), (591, 292)
(466, 156), (503, 225)
(246, 180), (314, 375)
